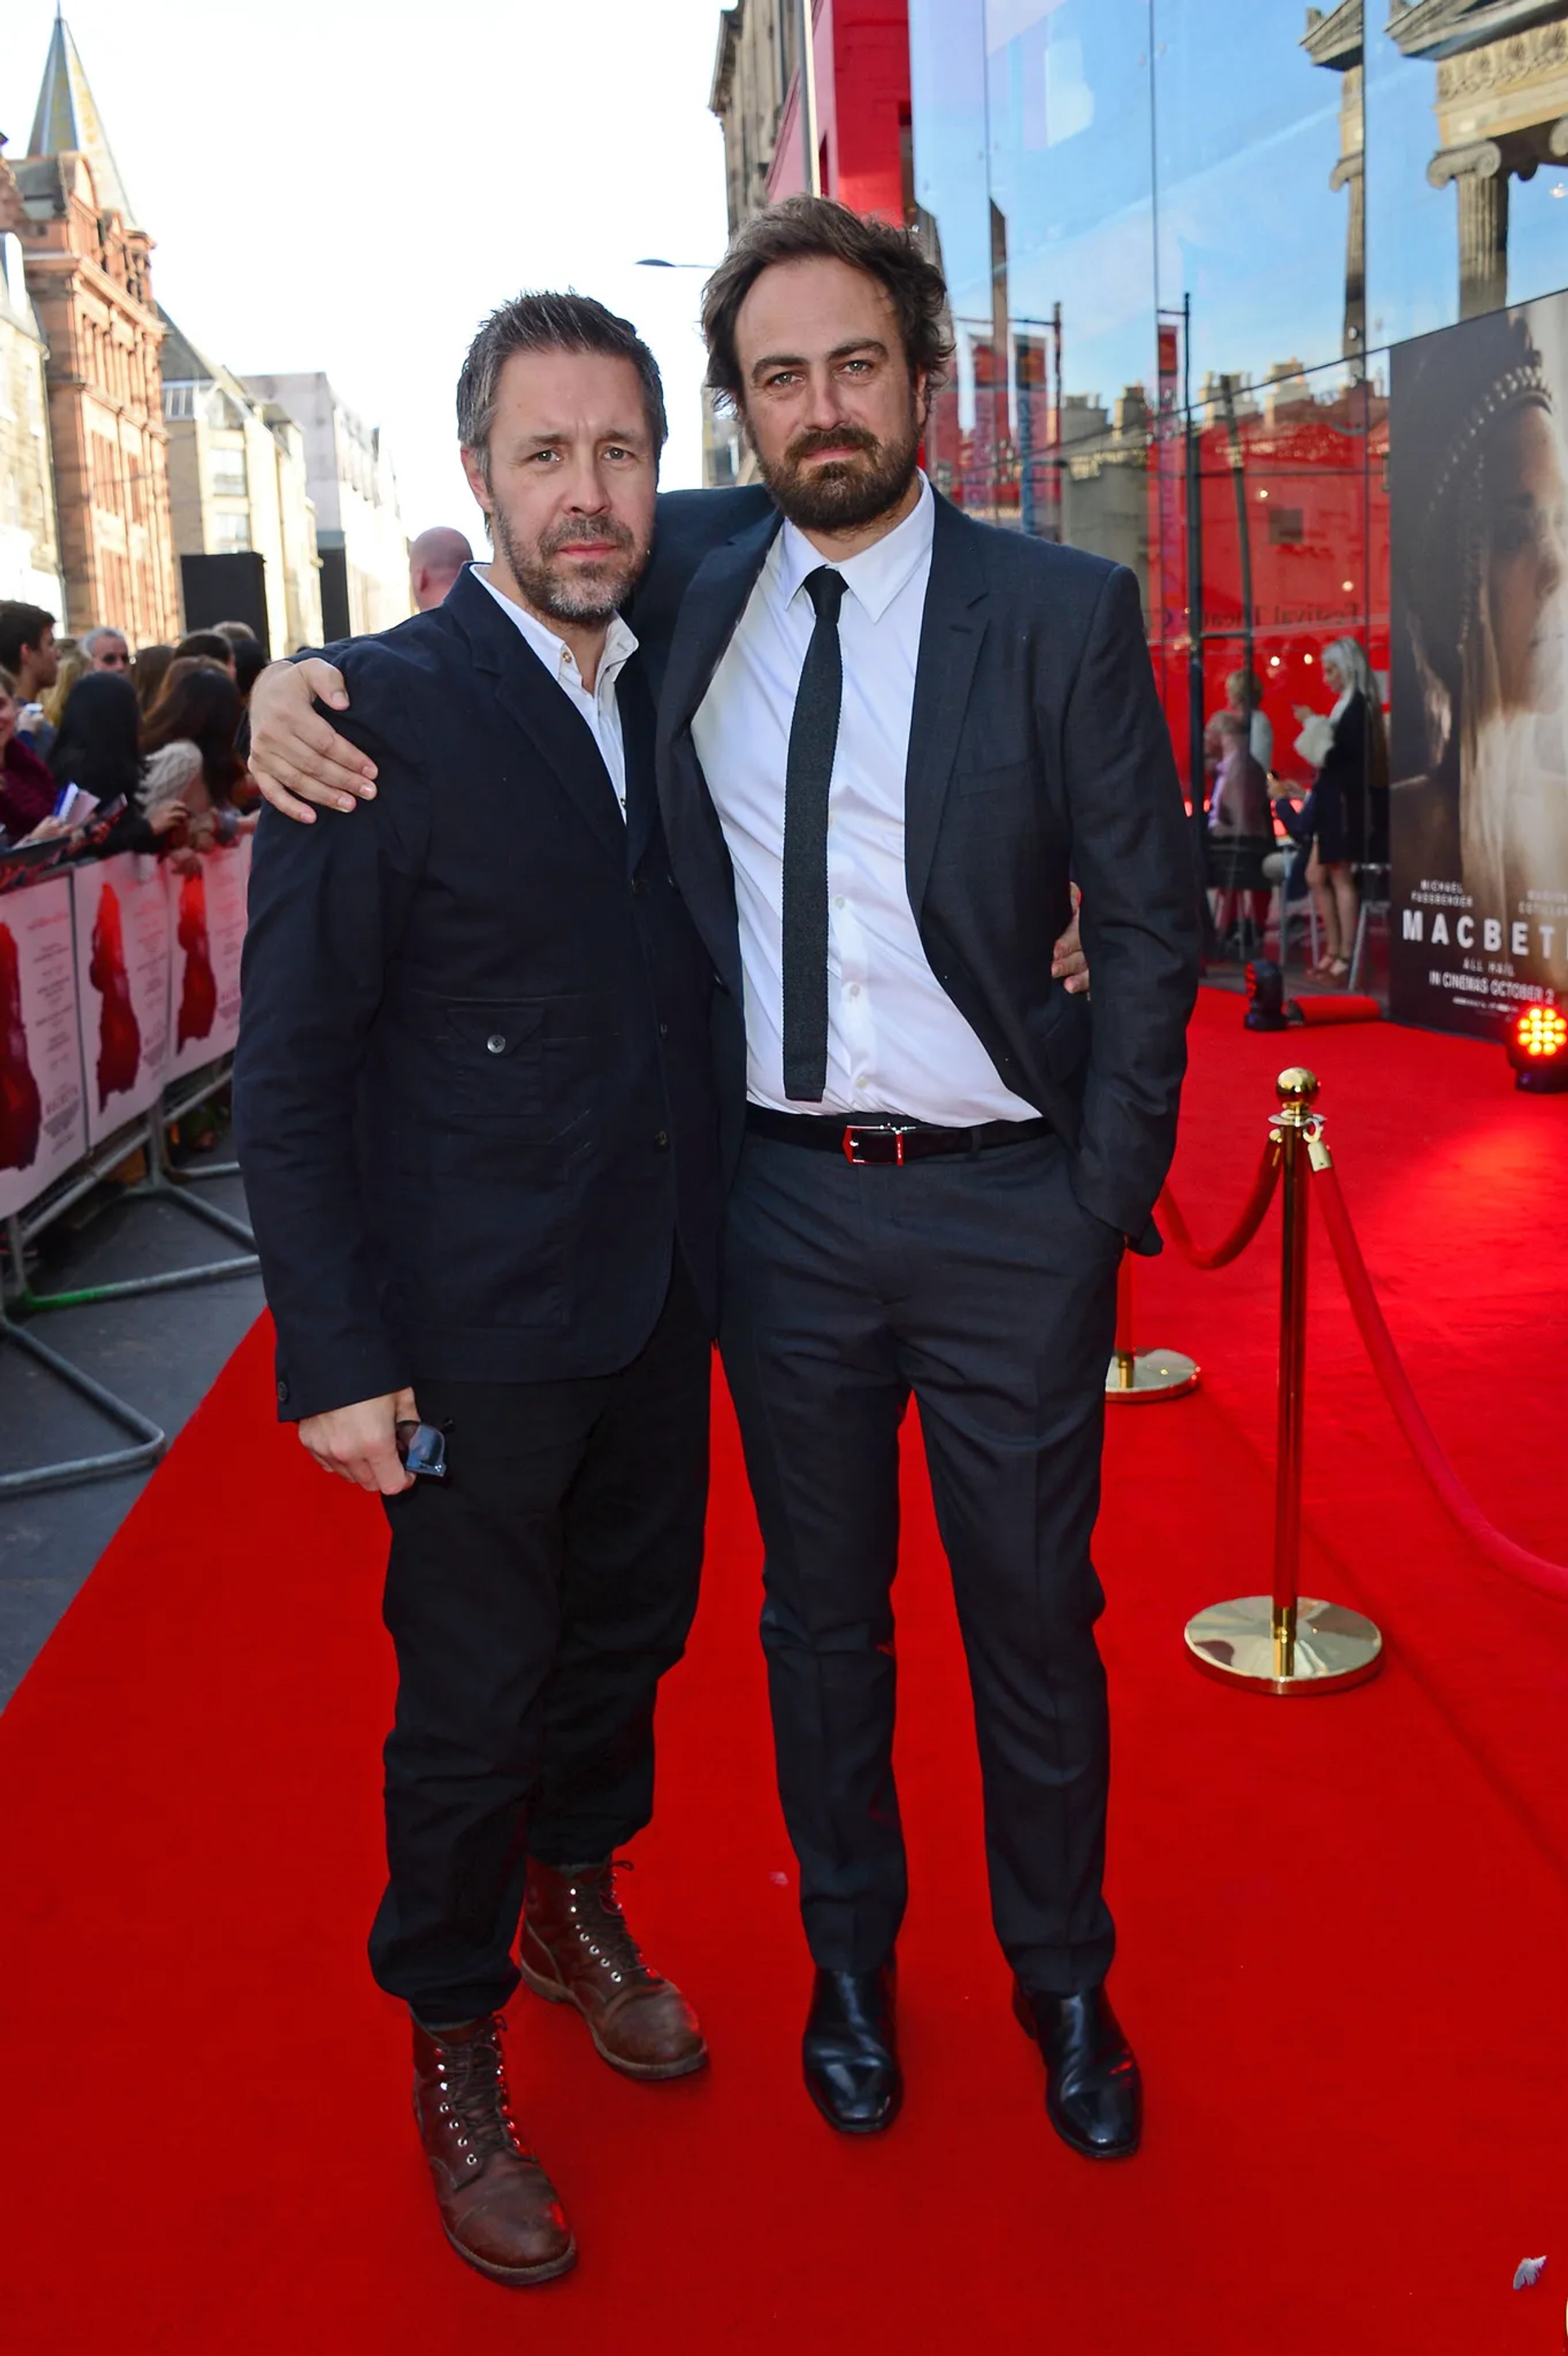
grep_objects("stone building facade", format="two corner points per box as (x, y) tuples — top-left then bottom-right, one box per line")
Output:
(13, 15), (180, 639)
(710, 0), (802, 232)
(0, 148), (63, 612)
(162, 317), (323, 655)
(243, 372), (410, 639)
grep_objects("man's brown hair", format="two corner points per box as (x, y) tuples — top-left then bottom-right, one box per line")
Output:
(702, 196), (953, 410)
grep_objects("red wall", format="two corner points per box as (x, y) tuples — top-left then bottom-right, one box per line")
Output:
(768, 0), (910, 223)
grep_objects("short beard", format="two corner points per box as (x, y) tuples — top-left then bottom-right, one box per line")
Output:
(492, 501), (647, 626)
(754, 408), (922, 534)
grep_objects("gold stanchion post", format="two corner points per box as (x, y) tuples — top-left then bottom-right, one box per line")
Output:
(1104, 1255), (1200, 1404)
(1183, 1067), (1383, 1694)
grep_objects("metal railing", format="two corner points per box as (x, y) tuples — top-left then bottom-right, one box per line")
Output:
(0, 1054), (256, 1496)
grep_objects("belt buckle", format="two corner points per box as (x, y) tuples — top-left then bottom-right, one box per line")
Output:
(842, 1123), (911, 1167)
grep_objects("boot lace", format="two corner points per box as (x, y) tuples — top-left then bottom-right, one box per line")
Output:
(573, 1859), (657, 1989)
(433, 2016), (526, 2165)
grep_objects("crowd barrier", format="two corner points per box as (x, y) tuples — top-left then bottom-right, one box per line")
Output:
(1126, 1062), (1568, 1695)
(0, 837), (257, 1495)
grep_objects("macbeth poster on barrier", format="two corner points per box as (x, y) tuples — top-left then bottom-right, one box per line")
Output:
(165, 839), (250, 1083)
(1389, 292), (1568, 1038)
(0, 874), (87, 1223)
(72, 853), (172, 1147)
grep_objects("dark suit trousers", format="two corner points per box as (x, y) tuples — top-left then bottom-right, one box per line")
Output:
(368, 1259), (709, 2025)
(719, 1132), (1120, 1996)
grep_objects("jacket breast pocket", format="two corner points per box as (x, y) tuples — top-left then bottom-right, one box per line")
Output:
(951, 756), (1036, 799)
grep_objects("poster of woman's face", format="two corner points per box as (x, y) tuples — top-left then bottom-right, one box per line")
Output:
(1389, 293), (1568, 1038)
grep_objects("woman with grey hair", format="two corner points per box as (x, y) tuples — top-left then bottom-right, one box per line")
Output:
(1292, 635), (1388, 978)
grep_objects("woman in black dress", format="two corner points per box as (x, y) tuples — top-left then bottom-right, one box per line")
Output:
(1292, 637), (1388, 978)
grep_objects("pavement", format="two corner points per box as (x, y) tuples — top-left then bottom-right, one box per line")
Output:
(0, 1129), (263, 1710)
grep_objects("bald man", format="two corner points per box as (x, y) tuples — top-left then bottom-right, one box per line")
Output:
(408, 526), (474, 612)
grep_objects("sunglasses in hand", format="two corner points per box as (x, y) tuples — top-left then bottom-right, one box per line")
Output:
(394, 1419), (449, 1480)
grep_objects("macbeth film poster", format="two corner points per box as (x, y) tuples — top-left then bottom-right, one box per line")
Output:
(1390, 291), (1568, 1038)
(0, 875), (87, 1224)
(72, 853), (172, 1149)
(165, 838), (250, 1084)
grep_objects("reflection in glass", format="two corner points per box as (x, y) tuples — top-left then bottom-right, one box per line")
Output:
(1373, 0), (1568, 335)
(911, 0), (1158, 592)
(1148, 355), (1381, 803)
(1303, 2), (1365, 360)
(1154, 0), (1362, 397)
(902, 0), (1566, 912)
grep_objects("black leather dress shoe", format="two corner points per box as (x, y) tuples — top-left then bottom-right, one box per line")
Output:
(803, 1964), (902, 2135)
(1013, 1979), (1142, 2160)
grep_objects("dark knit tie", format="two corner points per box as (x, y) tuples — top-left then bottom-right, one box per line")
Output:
(781, 566), (846, 1102)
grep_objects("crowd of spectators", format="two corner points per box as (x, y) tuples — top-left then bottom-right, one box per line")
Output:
(0, 599), (259, 874)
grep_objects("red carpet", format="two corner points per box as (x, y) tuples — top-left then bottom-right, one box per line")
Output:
(4, 991), (1568, 2352)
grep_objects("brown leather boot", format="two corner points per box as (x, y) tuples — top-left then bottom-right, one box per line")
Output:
(519, 1858), (708, 2082)
(412, 2015), (577, 2285)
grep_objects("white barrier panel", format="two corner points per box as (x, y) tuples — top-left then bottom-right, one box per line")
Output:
(166, 839), (250, 1083)
(72, 853), (174, 1148)
(0, 874), (89, 1223)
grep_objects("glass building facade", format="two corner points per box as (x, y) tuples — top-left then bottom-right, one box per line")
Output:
(906, 0), (1568, 795)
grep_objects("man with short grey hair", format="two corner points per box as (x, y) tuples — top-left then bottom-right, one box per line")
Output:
(82, 625), (129, 673)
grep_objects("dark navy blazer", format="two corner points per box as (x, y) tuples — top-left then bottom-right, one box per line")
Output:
(235, 566), (721, 1420)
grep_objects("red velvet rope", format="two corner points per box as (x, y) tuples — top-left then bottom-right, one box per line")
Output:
(1313, 1162), (1568, 1601)
(1158, 1142), (1281, 1271)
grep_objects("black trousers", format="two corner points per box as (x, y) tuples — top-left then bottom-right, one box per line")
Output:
(719, 1131), (1120, 1997)
(368, 1258), (710, 2025)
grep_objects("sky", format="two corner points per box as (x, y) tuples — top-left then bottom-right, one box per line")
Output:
(13, 0), (734, 535)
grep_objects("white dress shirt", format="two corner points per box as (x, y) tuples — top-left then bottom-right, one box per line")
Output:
(472, 561), (635, 819)
(691, 473), (1037, 1121)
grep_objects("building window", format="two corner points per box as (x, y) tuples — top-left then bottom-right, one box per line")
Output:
(209, 446), (248, 499)
(212, 511), (252, 552)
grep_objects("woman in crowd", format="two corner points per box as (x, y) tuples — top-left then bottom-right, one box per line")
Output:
(1224, 666), (1273, 776)
(139, 665), (249, 848)
(1292, 636), (1388, 979)
(132, 643), (177, 716)
(1394, 306), (1568, 995)
(0, 666), (61, 838)
(230, 636), (268, 706)
(1206, 707), (1273, 946)
(41, 644), (89, 737)
(49, 670), (189, 857)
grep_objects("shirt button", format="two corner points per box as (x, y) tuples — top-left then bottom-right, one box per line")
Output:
(833, 895), (845, 909)
(486, 1034), (507, 1054)
(654, 1129), (669, 1148)
(848, 984), (861, 999)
